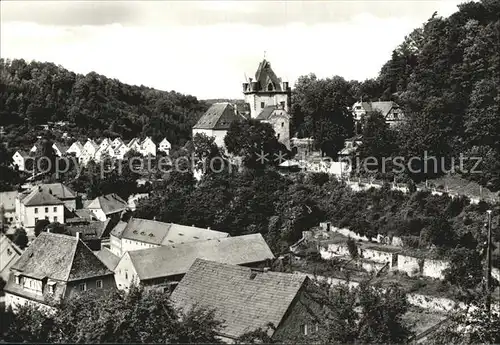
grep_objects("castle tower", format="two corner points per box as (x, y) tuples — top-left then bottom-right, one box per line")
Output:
(242, 59), (291, 119)
(242, 59), (291, 149)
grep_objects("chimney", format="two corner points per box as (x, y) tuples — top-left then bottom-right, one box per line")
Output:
(76, 232), (80, 240)
(207, 227), (211, 230)
(47, 228), (50, 233)
(263, 267), (270, 273)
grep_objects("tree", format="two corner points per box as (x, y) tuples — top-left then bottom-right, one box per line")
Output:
(443, 247), (483, 292)
(11, 228), (28, 249)
(34, 219), (50, 237)
(224, 119), (285, 169)
(420, 217), (457, 248)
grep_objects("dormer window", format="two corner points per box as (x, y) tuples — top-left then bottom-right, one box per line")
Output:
(268, 83), (274, 91)
(47, 281), (56, 294)
(14, 272), (21, 285)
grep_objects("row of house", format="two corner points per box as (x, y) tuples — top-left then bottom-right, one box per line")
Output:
(3, 215), (324, 342)
(12, 137), (172, 171)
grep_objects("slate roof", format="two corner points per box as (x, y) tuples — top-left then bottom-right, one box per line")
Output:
(171, 259), (308, 339)
(254, 59), (283, 92)
(356, 101), (399, 117)
(0, 191), (18, 211)
(256, 106), (290, 121)
(21, 188), (64, 207)
(86, 193), (128, 215)
(15, 150), (29, 158)
(8, 232), (112, 282)
(110, 220), (128, 238)
(65, 221), (109, 240)
(36, 183), (77, 200)
(127, 233), (275, 281)
(0, 233), (23, 280)
(114, 217), (229, 246)
(193, 103), (246, 130)
(52, 142), (68, 154)
(94, 247), (120, 271)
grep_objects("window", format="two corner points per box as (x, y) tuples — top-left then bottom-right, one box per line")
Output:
(355, 106), (362, 110)
(34, 217), (39, 223)
(34, 208), (38, 214)
(45, 216), (49, 220)
(281, 122), (284, 127)
(45, 207), (48, 213)
(300, 324), (308, 336)
(125, 272), (128, 279)
(78, 283), (87, 292)
(96, 280), (103, 289)
(268, 83), (274, 91)
(277, 134), (280, 139)
(260, 102), (265, 109)
(280, 101), (285, 109)
(53, 216), (58, 222)
(53, 207), (57, 212)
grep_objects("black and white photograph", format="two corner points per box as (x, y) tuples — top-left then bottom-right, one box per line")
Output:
(0, 0), (499, 343)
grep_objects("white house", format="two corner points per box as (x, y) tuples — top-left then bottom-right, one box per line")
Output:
(81, 139), (99, 165)
(351, 101), (404, 126)
(158, 138), (171, 155)
(139, 137), (156, 157)
(51, 143), (67, 157)
(127, 138), (142, 152)
(112, 138), (125, 149)
(109, 217), (229, 257)
(66, 141), (84, 159)
(99, 138), (112, 151)
(12, 151), (30, 172)
(86, 193), (128, 221)
(15, 187), (65, 230)
(112, 143), (130, 160)
(94, 143), (114, 162)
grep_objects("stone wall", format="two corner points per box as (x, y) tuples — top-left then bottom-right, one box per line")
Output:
(422, 259), (450, 279)
(398, 254), (422, 277)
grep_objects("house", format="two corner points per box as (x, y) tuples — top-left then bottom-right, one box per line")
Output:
(114, 233), (275, 291)
(111, 137), (125, 149)
(52, 142), (67, 157)
(15, 186), (65, 230)
(4, 232), (116, 312)
(109, 217), (229, 257)
(127, 193), (149, 212)
(112, 142), (130, 160)
(86, 193), (128, 221)
(140, 137), (156, 157)
(127, 138), (141, 152)
(243, 59), (292, 149)
(12, 150), (30, 171)
(351, 101), (404, 126)
(158, 138), (171, 155)
(0, 191), (18, 226)
(94, 247), (120, 272)
(337, 135), (363, 158)
(0, 233), (23, 281)
(81, 139), (99, 164)
(94, 142), (114, 162)
(66, 141), (84, 159)
(192, 103), (247, 149)
(171, 259), (324, 342)
(36, 183), (77, 211)
(65, 220), (111, 250)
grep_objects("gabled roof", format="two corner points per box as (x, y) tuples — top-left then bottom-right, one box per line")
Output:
(21, 188), (64, 207)
(35, 183), (76, 200)
(114, 217), (229, 246)
(0, 233), (23, 280)
(85, 139), (99, 150)
(126, 233), (274, 281)
(65, 220), (108, 240)
(254, 59), (283, 92)
(94, 247), (120, 271)
(9, 232), (112, 282)
(110, 220), (128, 239)
(127, 138), (140, 148)
(14, 150), (29, 158)
(171, 259), (308, 339)
(193, 103), (246, 130)
(159, 138), (171, 146)
(256, 106), (290, 121)
(86, 193), (128, 215)
(52, 142), (68, 154)
(0, 191), (18, 211)
(354, 101), (399, 117)
(68, 141), (84, 150)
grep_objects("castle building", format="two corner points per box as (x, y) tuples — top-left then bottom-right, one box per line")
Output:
(242, 59), (291, 149)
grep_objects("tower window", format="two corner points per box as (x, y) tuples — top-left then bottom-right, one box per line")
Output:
(268, 83), (274, 91)
(277, 134), (280, 139)
(260, 102), (265, 109)
(281, 122), (284, 127)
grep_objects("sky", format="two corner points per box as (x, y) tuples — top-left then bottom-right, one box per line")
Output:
(1, 0), (465, 99)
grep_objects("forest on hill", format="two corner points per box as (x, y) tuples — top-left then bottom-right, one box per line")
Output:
(0, 0), (499, 189)
(0, 59), (209, 149)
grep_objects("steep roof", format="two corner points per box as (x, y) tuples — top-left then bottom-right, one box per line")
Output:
(52, 142), (68, 154)
(193, 103), (246, 130)
(171, 259), (308, 339)
(0, 191), (18, 211)
(256, 106), (290, 121)
(110, 220), (128, 238)
(0, 233), (23, 280)
(15, 150), (29, 158)
(9, 232), (112, 282)
(94, 247), (120, 271)
(86, 193), (128, 215)
(127, 233), (275, 281)
(21, 188), (64, 207)
(65, 221), (109, 240)
(115, 217), (229, 245)
(370, 101), (398, 117)
(254, 59), (283, 92)
(36, 183), (76, 200)
(68, 141), (84, 151)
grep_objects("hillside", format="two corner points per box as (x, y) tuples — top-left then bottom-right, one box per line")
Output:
(0, 59), (209, 151)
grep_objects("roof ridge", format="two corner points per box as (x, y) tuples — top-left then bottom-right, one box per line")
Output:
(64, 234), (80, 281)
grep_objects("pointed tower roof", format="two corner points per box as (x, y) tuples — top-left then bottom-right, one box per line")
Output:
(254, 59), (283, 92)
